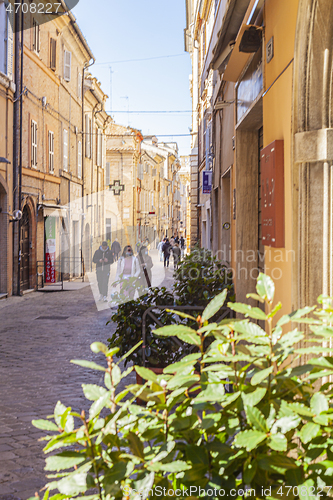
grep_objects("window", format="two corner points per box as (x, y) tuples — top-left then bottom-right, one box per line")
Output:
(50, 38), (56, 70)
(33, 19), (40, 53)
(31, 120), (37, 168)
(77, 140), (82, 178)
(102, 135), (106, 168)
(77, 70), (82, 98)
(106, 218), (111, 242)
(64, 50), (71, 81)
(97, 129), (102, 167)
(85, 114), (91, 158)
(106, 162), (110, 186)
(0, 3), (14, 78)
(48, 131), (54, 172)
(63, 129), (68, 171)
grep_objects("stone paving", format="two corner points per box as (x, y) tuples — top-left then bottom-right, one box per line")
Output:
(0, 262), (175, 499)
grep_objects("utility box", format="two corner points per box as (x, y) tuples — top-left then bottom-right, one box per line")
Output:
(260, 140), (284, 248)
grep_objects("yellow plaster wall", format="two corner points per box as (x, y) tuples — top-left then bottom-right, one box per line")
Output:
(263, 0), (299, 315)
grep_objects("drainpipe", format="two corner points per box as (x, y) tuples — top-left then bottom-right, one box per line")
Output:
(81, 58), (95, 277)
(13, 1), (23, 295)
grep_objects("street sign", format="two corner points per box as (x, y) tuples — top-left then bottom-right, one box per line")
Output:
(202, 171), (212, 194)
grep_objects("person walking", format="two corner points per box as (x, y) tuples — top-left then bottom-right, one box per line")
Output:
(115, 245), (141, 299)
(111, 238), (121, 262)
(157, 238), (164, 262)
(93, 241), (112, 301)
(162, 238), (171, 268)
(180, 236), (185, 258)
(172, 242), (181, 269)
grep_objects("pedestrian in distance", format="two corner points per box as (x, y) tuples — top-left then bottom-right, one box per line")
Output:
(111, 238), (121, 262)
(93, 241), (112, 302)
(180, 235), (185, 258)
(157, 238), (164, 262)
(172, 242), (181, 269)
(162, 238), (171, 268)
(174, 234), (179, 245)
(115, 245), (141, 300)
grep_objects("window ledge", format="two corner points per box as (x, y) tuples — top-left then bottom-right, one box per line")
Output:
(0, 72), (16, 93)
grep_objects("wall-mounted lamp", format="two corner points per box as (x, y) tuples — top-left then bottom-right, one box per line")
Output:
(0, 207), (23, 222)
(0, 157), (11, 164)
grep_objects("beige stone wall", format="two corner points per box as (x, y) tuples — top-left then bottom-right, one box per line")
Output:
(0, 72), (15, 295)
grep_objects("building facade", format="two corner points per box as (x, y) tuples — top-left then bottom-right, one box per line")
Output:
(185, 0), (333, 317)
(0, 1), (15, 298)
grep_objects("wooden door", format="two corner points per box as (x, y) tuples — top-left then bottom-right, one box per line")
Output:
(20, 207), (30, 291)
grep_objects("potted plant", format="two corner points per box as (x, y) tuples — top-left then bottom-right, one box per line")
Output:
(108, 287), (195, 383)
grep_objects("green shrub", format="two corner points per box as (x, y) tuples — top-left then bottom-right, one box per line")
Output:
(174, 246), (234, 306)
(32, 274), (333, 499)
(108, 287), (193, 368)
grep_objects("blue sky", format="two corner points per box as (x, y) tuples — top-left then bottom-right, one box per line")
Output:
(72, 0), (192, 156)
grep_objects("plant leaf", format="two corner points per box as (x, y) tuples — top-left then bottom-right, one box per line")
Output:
(268, 433), (287, 451)
(310, 393), (329, 415)
(45, 452), (86, 471)
(242, 387), (267, 407)
(256, 273), (275, 301)
(127, 431), (144, 459)
(70, 360), (106, 372)
(234, 430), (267, 451)
(90, 342), (108, 354)
(251, 366), (273, 386)
(245, 406), (268, 432)
(300, 422), (321, 444)
(82, 384), (108, 401)
(153, 324), (197, 337)
(32, 419), (59, 432)
(201, 289), (228, 322)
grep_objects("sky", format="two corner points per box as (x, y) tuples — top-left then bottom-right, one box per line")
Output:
(71, 0), (192, 157)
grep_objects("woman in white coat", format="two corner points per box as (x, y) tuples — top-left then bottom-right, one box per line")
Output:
(115, 245), (141, 299)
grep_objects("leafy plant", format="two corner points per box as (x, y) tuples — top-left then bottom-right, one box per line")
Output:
(173, 246), (235, 306)
(108, 248), (234, 368)
(32, 274), (333, 500)
(108, 287), (193, 368)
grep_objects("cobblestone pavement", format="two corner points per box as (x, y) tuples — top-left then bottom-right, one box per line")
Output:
(0, 262), (175, 499)
(0, 284), (119, 498)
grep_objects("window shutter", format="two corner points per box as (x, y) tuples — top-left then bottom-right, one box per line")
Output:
(50, 38), (56, 70)
(6, 6), (13, 79)
(31, 120), (37, 167)
(63, 129), (68, 171)
(85, 114), (90, 158)
(64, 50), (71, 81)
(78, 140), (82, 178)
(102, 135), (106, 168)
(48, 131), (54, 172)
(33, 19), (40, 53)
(97, 129), (102, 167)
(78, 70), (82, 98)
(106, 162), (110, 186)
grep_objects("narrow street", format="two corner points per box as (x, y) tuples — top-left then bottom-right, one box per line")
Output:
(0, 284), (114, 497)
(0, 251), (175, 498)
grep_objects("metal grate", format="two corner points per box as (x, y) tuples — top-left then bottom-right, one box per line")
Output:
(35, 316), (69, 320)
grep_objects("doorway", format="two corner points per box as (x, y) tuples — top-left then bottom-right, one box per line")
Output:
(20, 206), (30, 291)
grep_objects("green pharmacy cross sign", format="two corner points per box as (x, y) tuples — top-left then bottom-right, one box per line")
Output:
(109, 180), (125, 195)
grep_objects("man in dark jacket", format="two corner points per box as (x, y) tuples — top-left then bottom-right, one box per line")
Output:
(162, 238), (171, 268)
(111, 238), (121, 262)
(93, 241), (112, 301)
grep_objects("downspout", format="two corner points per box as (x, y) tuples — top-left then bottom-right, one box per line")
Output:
(13, 0), (23, 295)
(81, 58), (95, 276)
(18, 3), (23, 292)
